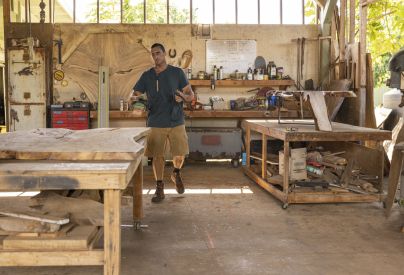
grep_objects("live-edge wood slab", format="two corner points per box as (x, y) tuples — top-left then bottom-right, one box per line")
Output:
(0, 127), (150, 161)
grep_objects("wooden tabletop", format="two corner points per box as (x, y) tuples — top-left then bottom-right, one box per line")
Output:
(243, 119), (392, 142)
(0, 128), (150, 161)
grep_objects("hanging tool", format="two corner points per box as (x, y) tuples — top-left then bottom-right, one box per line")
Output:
(53, 39), (63, 64)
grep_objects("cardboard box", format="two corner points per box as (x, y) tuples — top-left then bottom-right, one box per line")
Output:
(279, 148), (307, 181)
(212, 101), (227, 110)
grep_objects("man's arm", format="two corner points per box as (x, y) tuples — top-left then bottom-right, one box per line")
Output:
(129, 90), (146, 103)
(175, 84), (194, 103)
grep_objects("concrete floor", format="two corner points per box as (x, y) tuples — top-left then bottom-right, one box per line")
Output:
(1, 163), (403, 275)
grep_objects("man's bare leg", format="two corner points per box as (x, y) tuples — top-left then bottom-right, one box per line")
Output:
(152, 156), (165, 181)
(173, 156), (185, 169)
(171, 156), (185, 194)
(151, 156), (165, 203)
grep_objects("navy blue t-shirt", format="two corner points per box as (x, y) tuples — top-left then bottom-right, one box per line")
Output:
(133, 65), (189, 128)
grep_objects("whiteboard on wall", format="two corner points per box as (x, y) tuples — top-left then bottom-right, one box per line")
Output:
(206, 40), (256, 76)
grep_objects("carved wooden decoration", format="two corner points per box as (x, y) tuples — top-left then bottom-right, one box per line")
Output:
(62, 33), (153, 109)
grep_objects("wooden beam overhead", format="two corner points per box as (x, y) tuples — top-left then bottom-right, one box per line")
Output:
(321, 0), (338, 27)
(314, 0), (325, 9)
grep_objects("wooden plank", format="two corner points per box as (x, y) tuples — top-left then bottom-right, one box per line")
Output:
(385, 148), (404, 216)
(339, 0), (346, 79)
(244, 120), (391, 142)
(365, 53), (377, 128)
(304, 91), (333, 131)
(0, 250), (104, 266)
(0, 128), (149, 161)
(384, 117), (404, 161)
(0, 217), (61, 233)
(359, 0), (367, 126)
(0, 163), (129, 191)
(289, 192), (382, 203)
(2, 226), (98, 250)
(375, 106), (392, 128)
(242, 167), (287, 203)
(349, 0), (355, 43)
(104, 189), (121, 275)
(325, 79), (352, 121)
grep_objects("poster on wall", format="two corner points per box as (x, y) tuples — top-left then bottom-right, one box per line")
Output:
(206, 40), (256, 76)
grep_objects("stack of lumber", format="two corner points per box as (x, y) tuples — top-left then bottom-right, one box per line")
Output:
(0, 194), (104, 250)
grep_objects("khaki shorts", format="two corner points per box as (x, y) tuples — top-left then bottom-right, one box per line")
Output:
(145, 124), (189, 157)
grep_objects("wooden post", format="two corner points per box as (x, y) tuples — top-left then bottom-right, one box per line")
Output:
(104, 189), (121, 275)
(376, 141), (384, 193)
(133, 162), (143, 222)
(359, 0), (367, 126)
(246, 125), (251, 168)
(349, 0), (355, 43)
(262, 134), (267, 179)
(339, 0), (346, 79)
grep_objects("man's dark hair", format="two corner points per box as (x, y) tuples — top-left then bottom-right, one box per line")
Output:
(151, 43), (165, 53)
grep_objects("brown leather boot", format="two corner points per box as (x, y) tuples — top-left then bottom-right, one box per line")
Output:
(171, 168), (184, 194)
(151, 181), (165, 203)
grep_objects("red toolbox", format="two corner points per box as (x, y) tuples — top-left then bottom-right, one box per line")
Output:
(51, 107), (90, 130)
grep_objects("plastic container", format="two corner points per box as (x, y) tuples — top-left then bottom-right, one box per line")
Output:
(241, 152), (247, 166)
(383, 88), (402, 109)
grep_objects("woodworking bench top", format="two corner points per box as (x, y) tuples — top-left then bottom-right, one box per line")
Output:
(243, 119), (392, 142)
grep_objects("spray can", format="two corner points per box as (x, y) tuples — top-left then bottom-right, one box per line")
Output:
(120, 98), (124, 111)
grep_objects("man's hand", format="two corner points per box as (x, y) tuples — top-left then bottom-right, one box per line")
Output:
(177, 84), (194, 103)
(175, 91), (185, 103)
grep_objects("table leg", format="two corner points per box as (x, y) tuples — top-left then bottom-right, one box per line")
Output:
(104, 189), (121, 275)
(246, 125), (251, 168)
(283, 141), (290, 206)
(133, 163), (144, 223)
(262, 134), (267, 179)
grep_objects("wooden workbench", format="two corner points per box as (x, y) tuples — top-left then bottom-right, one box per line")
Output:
(0, 127), (150, 275)
(242, 119), (391, 208)
(89, 110), (310, 120)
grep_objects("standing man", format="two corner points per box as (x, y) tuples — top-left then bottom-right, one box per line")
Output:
(132, 43), (194, 203)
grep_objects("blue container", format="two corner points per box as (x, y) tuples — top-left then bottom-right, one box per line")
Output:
(241, 152), (247, 166)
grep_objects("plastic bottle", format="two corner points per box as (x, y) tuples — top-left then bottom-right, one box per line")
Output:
(219, 66), (224, 80)
(213, 65), (218, 81)
(271, 63), (277, 80)
(119, 98), (124, 111)
(187, 68), (192, 80)
(247, 67), (253, 80)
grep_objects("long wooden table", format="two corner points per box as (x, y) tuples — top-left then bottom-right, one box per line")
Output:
(242, 119), (391, 208)
(0, 127), (150, 275)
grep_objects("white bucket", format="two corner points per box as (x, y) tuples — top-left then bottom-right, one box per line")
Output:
(383, 88), (402, 109)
